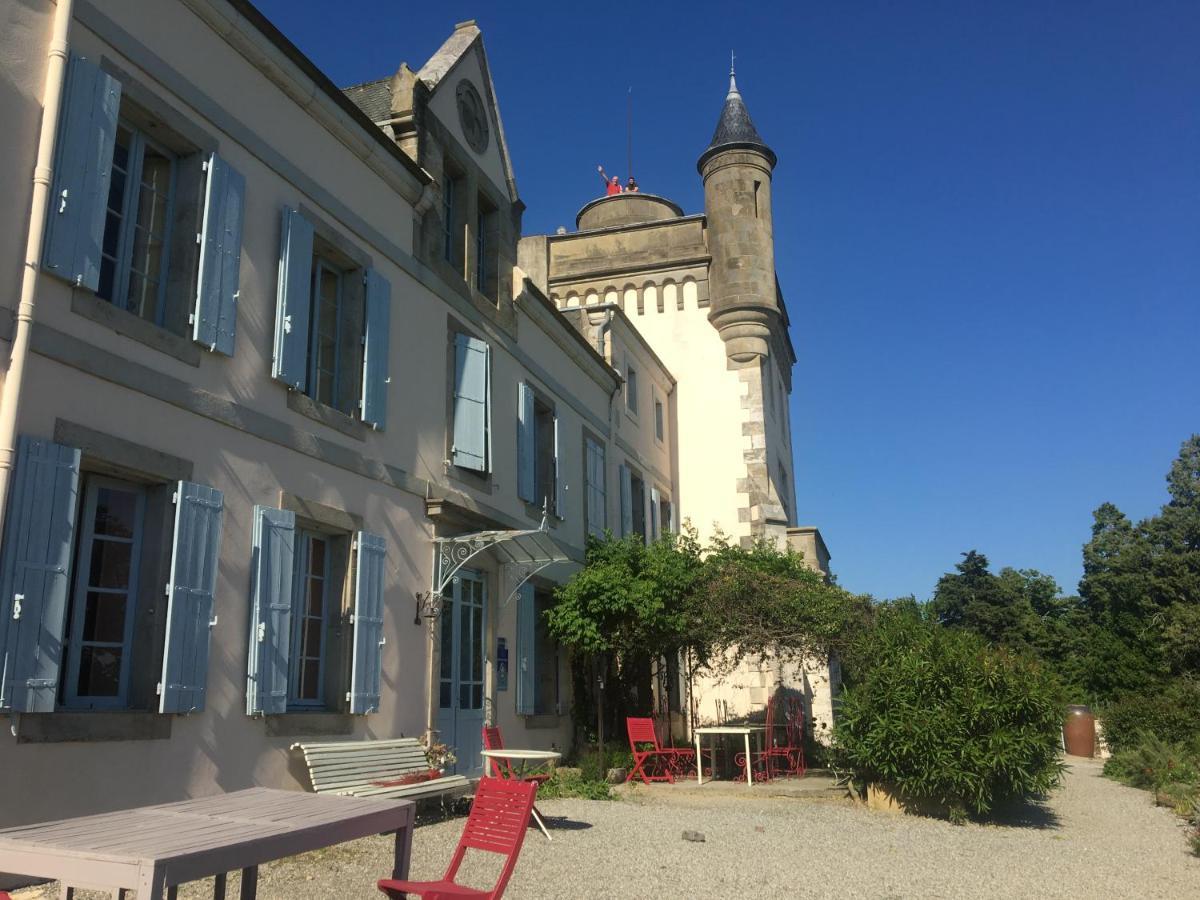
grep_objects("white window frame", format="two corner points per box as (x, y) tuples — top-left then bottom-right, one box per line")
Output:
(307, 257), (345, 409)
(288, 529), (332, 708)
(625, 358), (639, 417)
(653, 390), (665, 444)
(98, 121), (178, 326)
(63, 476), (147, 710)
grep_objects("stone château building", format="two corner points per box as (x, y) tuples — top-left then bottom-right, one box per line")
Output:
(0, 0), (832, 833)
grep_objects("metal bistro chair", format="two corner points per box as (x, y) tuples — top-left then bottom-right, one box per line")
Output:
(626, 716), (694, 784)
(377, 777), (539, 900)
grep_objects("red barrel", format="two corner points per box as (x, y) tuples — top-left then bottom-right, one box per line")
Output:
(1063, 705), (1096, 758)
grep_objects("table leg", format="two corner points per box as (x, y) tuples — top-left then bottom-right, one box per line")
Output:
(239, 866), (258, 900)
(166, 888), (178, 900)
(213, 873), (227, 900)
(530, 805), (552, 841)
(136, 864), (167, 900)
(58, 887), (74, 900)
(695, 733), (703, 785)
(392, 820), (414, 880)
(745, 733), (753, 788)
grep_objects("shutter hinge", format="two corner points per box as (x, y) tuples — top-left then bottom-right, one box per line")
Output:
(282, 314), (293, 334)
(188, 313), (196, 325)
(11, 594), (23, 620)
(165, 583), (171, 597)
(172, 491), (179, 505)
(156, 682), (163, 696)
(59, 188), (68, 213)
(196, 232), (202, 245)
(345, 691), (352, 703)
(202, 158), (210, 172)
(257, 622), (266, 642)
(209, 615), (219, 628)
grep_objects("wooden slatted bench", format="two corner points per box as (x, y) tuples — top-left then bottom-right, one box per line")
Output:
(292, 738), (470, 803)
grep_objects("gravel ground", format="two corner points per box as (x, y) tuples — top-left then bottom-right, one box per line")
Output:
(15, 758), (1199, 899)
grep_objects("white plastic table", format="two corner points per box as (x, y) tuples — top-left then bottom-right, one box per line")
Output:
(480, 749), (560, 840)
(694, 726), (766, 788)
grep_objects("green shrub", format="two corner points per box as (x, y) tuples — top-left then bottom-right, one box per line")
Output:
(575, 742), (633, 783)
(536, 769), (614, 801)
(833, 612), (1064, 820)
(1102, 732), (1200, 792)
(1101, 679), (1200, 753)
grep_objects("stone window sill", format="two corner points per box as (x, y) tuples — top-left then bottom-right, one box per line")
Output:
(522, 714), (563, 730)
(287, 391), (370, 442)
(16, 711), (172, 744)
(264, 713), (355, 738)
(71, 291), (201, 367)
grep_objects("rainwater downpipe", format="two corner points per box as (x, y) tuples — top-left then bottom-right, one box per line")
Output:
(0, 0), (75, 535)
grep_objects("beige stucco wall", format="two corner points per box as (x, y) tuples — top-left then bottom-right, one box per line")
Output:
(0, 0), (678, 830)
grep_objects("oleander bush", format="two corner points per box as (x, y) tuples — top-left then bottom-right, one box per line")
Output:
(1100, 679), (1200, 754)
(834, 605), (1065, 822)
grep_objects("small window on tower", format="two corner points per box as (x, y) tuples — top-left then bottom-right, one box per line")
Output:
(753, 181), (761, 218)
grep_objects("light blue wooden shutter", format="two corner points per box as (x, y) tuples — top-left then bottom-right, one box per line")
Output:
(650, 487), (661, 541)
(272, 207), (314, 390)
(451, 334), (490, 472)
(159, 482), (223, 714)
(553, 414), (564, 518)
(619, 464), (633, 537)
(361, 268), (391, 430)
(193, 153), (246, 356)
(586, 440), (605, 537)
(350, 531), (386, 714)
(517, 381), (535, 501)
(246, 506), (295, 716)
(42, 55), (121, 291)
(0, 437), (81, 712)
(515, 583), (536, 716)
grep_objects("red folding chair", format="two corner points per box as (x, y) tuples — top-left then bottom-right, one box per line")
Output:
(482, 725), (551, 786)
(626, 716), (694, 784)
(377, 777), (538, 899)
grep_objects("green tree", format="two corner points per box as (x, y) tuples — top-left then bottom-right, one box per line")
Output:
(930, 551), (1041, 654)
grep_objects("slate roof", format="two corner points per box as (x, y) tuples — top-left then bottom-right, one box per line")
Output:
(697, 72), (776, 171)
(343, 77), (393, 123)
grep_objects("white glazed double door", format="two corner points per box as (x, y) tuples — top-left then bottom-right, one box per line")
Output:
(435, 571), (487, 777)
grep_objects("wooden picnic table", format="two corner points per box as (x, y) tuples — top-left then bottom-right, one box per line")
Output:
(0, 787), (414, 899)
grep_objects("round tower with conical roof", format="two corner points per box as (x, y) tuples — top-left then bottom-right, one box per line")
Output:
(699, 65), (781, 366)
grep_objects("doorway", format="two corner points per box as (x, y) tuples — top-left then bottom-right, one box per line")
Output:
(435, 570), (488, 777)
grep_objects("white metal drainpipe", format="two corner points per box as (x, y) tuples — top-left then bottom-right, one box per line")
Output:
(0, 0), (75, 534)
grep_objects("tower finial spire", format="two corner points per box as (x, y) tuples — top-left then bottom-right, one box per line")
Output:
(729, 50), (737, 95)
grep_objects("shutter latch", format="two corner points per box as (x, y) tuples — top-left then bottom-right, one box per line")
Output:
(11, 594), (23, 620)
(58, 189), (68, 213)
(257, 621), (266, 642)
(209, 615), (219, 629)
(283, 314), (293, 334)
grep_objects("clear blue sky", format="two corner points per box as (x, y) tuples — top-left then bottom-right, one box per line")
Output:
(253, 0), (1200, 601)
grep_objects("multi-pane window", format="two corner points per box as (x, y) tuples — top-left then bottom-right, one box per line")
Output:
(654, 397), (665, 442)
(289, 531), (330, 706)
(475, 207), (486, 291)
(533, 590), (560, 715)
(308, 259), (344, 408)
(534, 397), (556, 514)
(585, 437), (606, 538)
(626, 364), (639, 415)
(98, 123), (177, 326)
(630, 470), (647, 542)
(63, 477), (147, 708)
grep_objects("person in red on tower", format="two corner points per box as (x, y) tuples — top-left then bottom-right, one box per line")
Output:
(597, 165), (622, 195)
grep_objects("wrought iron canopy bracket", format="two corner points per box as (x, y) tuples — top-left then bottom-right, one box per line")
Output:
(428, 516), (568, 613)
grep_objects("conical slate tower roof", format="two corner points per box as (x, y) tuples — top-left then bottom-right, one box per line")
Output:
(697, 66), (777, 173)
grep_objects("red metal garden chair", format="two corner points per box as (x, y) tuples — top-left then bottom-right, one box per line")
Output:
(377, 777), (538, 899)
(482, 725), (552, 787)
(654, 713), (698, 778)
(626, 716), (694, 784)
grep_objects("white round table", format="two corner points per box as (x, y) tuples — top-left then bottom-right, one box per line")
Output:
(480, 749), (561, 839)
